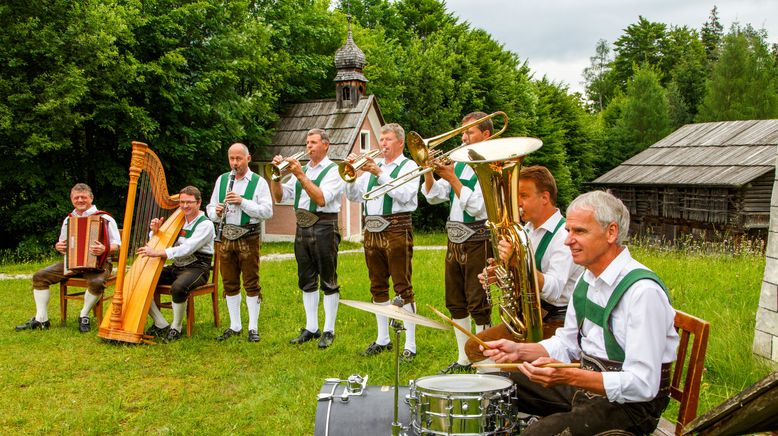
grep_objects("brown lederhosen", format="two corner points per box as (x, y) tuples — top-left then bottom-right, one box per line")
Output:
(33, 260), (113, 296)
(363, 212), (414, 304)
(444, 220), (492, 325)
(219, 223), (261, 298)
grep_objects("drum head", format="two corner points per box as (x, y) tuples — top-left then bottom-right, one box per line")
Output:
(414, 374), (512, 393)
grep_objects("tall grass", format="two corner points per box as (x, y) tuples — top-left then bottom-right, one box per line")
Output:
(0, 234), (774, 434)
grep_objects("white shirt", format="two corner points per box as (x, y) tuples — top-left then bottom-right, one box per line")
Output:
(206, 169), (273, 225)
(59, 205), (122, 248)
(344, 156), (419, 215)
(421, 164), (487, 222)
(164, 211), (214, 260)
(541, 248), (679, 403)
(525, 210), (583, 307)
(278, 156), (345, 213)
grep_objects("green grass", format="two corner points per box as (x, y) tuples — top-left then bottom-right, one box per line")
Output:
(0, 235), (775, 434)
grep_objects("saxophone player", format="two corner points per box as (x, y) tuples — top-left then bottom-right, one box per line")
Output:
(466, 165), (583, 368)
(206, 143), (273, 343)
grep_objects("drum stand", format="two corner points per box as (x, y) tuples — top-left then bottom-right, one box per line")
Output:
(389, 315), (407, 436)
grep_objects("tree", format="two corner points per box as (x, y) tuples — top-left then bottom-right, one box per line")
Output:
(696, 25), (778, 121)
(701, 6), (724, 65)
(583, 39), (616, 112)
(612, 16), (667, 88)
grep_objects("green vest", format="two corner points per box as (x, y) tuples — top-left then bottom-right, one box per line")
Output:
(218, 172), (260, 225)
(534, 217), (566, 272)
(572, 268), (669, 362)
(448, 162), (479, 223)
(365, 158), (411, 215)
(180, 215), (208, 239)
(294, 162), (337, 212)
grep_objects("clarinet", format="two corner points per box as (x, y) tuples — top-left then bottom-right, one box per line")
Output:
(214, 169), (236, 242)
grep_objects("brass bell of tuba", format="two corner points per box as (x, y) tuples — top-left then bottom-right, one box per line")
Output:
(449, 136), (545, 342)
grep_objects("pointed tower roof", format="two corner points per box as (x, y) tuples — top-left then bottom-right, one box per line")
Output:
(334, 17), (367, 82)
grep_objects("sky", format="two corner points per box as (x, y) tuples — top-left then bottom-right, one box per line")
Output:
(444, 0), (778, 95)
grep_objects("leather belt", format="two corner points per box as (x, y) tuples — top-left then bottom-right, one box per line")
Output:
(222, 223), (260, 241)
(173, 251), (212, 268)
(364, 212), (411, 233)
(580, 352), (672, 398)
(295, 209), (319, 228)
(446, 220), (490, 243)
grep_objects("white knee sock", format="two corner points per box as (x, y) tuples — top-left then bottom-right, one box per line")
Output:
(226, 294), (242, 331)
(375, 300), (390, 345)
(475, 357), (500, 373)
(323, 293), (339, 333)
(402, 303), (417, 353)
(475, 323), (489, 334)
(171, 302), (186, 331)
(453, 317), (472, 365)
(148, 301), (169, 328)
(246, 296), (260, 331)
(80, 292), (101, 318)
(302, 292), (320, 333)
(33, 289), (50, 322)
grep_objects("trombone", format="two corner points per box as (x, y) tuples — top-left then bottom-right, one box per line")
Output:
(265, 150), (310, 182)
(362, 111), (508, 200)
(338, 149), (382, 183)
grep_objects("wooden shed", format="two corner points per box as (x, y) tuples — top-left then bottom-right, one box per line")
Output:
(591, 120), (778, 240)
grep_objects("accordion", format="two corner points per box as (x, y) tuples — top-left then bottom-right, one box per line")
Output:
(64, 214), (111, 273)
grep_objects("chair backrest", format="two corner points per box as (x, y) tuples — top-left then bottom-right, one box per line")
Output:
(669, 310), (711, 435)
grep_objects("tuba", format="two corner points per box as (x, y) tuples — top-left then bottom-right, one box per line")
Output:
(98, 141), (184, 343)
(449, 137), (545, 342)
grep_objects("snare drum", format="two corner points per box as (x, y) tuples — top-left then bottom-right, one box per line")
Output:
(407, 374), (516, 435)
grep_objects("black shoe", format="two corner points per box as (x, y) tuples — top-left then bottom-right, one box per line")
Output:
(78, 316), (91, 333)
(144, 324), (171, 338)
(164, 328), (182, 343)
(439, 361), (473, 374)
(318, 331), (335, 349)
(216, 328), (242, 341)
(290, 328), (321, 344)
(15, 317), (51, 332)
(362, 341), (392, 356)
(247, 329), (260, 343)
(401, 349), (417, 362)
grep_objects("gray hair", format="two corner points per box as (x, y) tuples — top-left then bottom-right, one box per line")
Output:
(71, 183), (94, 199)
(380, 123), (405, 142)
(567, 190), (630, 246)
(307, 128), (330, 144)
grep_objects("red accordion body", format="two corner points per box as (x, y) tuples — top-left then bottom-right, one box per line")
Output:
(64, 213), (111, 273)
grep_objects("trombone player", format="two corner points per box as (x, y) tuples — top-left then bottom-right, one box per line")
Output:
(270, 128), (345, 349)
(344, 123), (420, 361)
(422, 112), (494, 374)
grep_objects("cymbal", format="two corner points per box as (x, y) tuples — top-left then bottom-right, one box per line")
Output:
(340, 299), (450, 330)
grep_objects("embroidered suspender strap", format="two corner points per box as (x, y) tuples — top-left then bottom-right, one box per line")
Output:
(365, 159), (411, 215)
(295, 162), (337, 212)
(219, 172), (260, 225)
(180, 215), (209, 238)
(448, 162), (478, 223)
(534, 218), (566, 271)
(573, 268), (669, 361)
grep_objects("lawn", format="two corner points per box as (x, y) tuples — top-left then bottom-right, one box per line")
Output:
(0, 233), (774, 435)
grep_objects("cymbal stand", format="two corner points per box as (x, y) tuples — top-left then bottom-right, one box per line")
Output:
(390, 304), (407, 436)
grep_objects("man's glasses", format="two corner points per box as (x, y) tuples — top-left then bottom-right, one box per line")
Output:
(179, 200), (199, 205)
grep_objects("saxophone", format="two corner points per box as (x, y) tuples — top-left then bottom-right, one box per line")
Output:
(449, 137), (545, 342)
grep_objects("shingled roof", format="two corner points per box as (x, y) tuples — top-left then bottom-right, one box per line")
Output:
(259, 95), (384, 161)
(592, 120), (778, 187)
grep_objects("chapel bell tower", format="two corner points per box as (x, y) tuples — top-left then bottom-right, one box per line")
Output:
(334, 16), (367, 109)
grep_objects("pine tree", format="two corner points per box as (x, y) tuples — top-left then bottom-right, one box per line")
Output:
(701, 6), (724, 65)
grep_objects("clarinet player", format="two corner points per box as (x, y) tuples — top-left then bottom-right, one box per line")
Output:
(206, 143), (273, 343)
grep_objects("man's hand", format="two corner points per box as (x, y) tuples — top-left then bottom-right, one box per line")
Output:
(137, 245), (164, 258)
(497, 238), (514, 263)
(481, 338), (523, 363)
(361, 155), (381, 177)
(225, 191), (243, 205)
(286, 156), (304, 178)
(271, 154), (284, 166)
(150, 217), (164, 233)
(55, 240), (67, 255)
(89, 240), (106, 256)
(518, 357), (571, 388)
(433, 161), (456, 182)
(478, 258), (498, 290)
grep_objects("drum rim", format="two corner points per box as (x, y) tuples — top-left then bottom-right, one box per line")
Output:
(413, 373), (513, 393)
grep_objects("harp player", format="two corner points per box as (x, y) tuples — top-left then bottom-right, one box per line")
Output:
(15, 183), (120, 333)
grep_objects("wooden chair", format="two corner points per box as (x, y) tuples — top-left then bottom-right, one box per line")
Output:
(154, 250), (221, 336)
(59, 272), (116, 326)
(654, 310), (711, 436)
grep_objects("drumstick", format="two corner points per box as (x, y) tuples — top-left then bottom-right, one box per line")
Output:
(472, 362), (581, 369)
(426, 304), (492, 350)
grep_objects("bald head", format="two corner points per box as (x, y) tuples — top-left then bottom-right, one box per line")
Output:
(229, 143), (250, 156)
(228, 143), (252, 176)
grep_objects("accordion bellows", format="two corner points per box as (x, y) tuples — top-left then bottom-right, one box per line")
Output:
(64, 215), (110, 273)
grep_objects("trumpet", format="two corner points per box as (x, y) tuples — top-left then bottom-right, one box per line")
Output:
(265, 150), (309, 182)
(338, 149), (382, 183)
(362, 111), (508, 201)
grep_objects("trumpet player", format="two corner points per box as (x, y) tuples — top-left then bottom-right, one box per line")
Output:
(344, 123), (420, 361)
(270, 128), (345, 349)
(206, 143), (273, 343)
(422, 111), (494, 374)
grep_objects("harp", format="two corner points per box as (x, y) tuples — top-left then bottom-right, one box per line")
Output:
(98, 141), (184, 343)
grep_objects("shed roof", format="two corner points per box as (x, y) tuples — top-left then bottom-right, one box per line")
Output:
(260, 95), (384, 161)
(592, 120), (778, 187)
